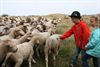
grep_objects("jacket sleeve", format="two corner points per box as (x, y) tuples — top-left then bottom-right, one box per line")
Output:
(59, 28), (73, 40)
(81, 23), (90, 49)
(85, 30), (100, 49)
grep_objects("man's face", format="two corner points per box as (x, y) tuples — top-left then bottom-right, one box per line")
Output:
(71, 17), (78, 24)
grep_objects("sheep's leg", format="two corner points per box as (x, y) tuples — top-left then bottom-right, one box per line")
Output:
(36, 45), (40, 57)
(2, 53), (12, 67)
(56, 43), (60, 56)
(31, 50), (36, 63)
(53, 48), (58, 67)
(28, 50), (36, 67)
(56, 50), (59, 56)
(53, 53), (56, 67)
(56, 47), (60, 56)
(15, 59), (23, 67)
(32, 57), (36, 63)
(44, 47), (48, 67)
(28, 55), (32, 67)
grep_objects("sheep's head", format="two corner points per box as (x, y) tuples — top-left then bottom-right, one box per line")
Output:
(26, 31), (32, 37)
(21, 25), (28, 33)
(14, 28), (25, 36)
(25, 32), (33, 41)
(36, 25), (44, 32)
(3, 26), (10, 34)
(47, 28), (55, 35)
(2, 39), (18, 52)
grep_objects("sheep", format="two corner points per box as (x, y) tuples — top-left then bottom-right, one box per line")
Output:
(23, 25), (33, 32)
(36, 24), (44, 32)
(34, 32), (51, 57)
(45, 27), (56, 35)
(11, 32), (32, 45)
(0, 27), (25, 40)
(16, 25), (28, 34)
(1, 36), (39, 67)
(45, 20), (55, 30)
(31, 28), (54, 57)
(44, 34), (61, 67)
(2, 26), (10, 35)
(31, 28), (41, 35)
(0, 39), (18, 64)
(0, 26), (5, 36)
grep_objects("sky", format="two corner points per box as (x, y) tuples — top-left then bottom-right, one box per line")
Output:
(0, 0), (100, 16)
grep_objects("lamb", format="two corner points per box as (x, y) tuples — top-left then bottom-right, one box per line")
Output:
(0, 39), (18, 64)
(44, 34), (61, 67)
(1, 36), (39, 67)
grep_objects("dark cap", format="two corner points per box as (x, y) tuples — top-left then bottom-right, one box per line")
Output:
(70, 11), (81, 19)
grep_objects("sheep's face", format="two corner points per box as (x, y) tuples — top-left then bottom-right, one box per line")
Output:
(36, 25), (44, 32)
(2, 39), (18, 52)
(26, 32), (33, 41)
(26, 32), (32, 36)
(14, 29), (25, 36)
(22, 26), (28, 33)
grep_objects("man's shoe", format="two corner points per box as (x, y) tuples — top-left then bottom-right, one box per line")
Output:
(69, 64), (75, 67)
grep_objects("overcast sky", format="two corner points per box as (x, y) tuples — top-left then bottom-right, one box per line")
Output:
(0, 0), (100, 16)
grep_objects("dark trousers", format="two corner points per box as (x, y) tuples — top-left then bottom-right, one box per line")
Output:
(82, 53), (99, 67)
(70, 47), (85, 65)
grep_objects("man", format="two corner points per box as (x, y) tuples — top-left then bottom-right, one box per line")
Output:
(59, 11), (90, 67)
(82, 16), (100, 67)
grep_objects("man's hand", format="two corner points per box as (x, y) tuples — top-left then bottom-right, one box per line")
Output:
(56, 35), (63, 41)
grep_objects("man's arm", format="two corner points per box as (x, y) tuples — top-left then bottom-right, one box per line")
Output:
(59, 28), (73, 40)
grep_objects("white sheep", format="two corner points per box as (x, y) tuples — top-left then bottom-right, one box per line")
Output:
(31, 28), (41, 35)
(1, 36), (39, 67)
(44, 34), (61, 67)
(36, 24), (44, 32)
(45, 20), (55, 30)
(0, 28), (25, 40)
(0, 39), (18, 64)
(31, 28), (54, 57)
(0, 26), (5, 36)
(11, 32), (32, 45)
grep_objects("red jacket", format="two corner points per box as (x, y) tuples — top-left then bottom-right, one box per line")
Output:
(60, 20), (90, 50)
